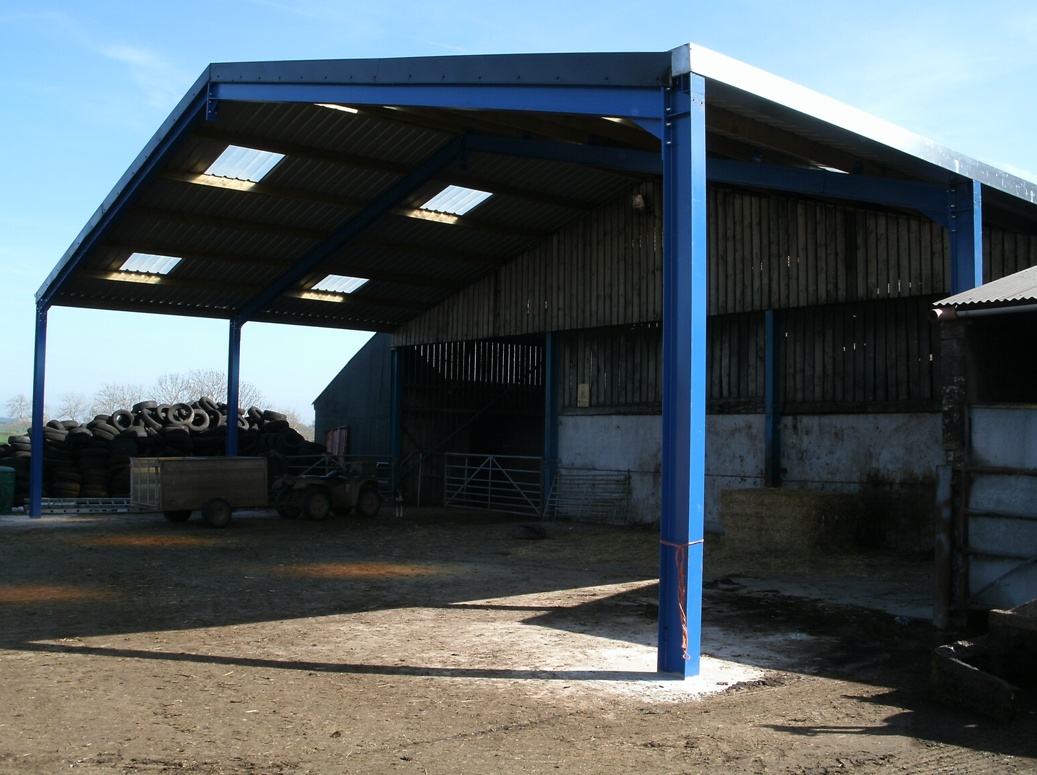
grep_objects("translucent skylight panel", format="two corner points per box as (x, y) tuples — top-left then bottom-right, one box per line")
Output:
(119, 252), (181, 275)
(419, 185), (493, 216)
(311, 274), (369, 294)
(205, 145), (285, 182)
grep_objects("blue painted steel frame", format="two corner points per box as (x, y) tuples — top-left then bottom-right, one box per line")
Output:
(28, 92), (209, 517)
(542, 332), (559, 513)
(658, 73), (707, 676)
(764, 309), (782, 487)
(226, 320), (243, 457)
(210, 82), (662, 124)
(28, 306), (48, 518)
(951, 180), (983, 293)
(390, 348), (402, 485)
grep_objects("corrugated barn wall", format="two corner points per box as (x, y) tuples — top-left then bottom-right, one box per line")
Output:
(386, 180), (1037, 545)
(313, 333), (393, 457)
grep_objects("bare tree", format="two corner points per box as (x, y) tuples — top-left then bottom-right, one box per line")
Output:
(91, 382), (145, 417)
(182, 368), (266, 409)
(279, 408), (315, 441)
(153, 372), (196, 405)
(56, 392), (91, 423)
(5, 394), (32, 425)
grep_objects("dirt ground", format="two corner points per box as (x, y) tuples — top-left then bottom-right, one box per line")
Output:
(0, 507), (1035, 774)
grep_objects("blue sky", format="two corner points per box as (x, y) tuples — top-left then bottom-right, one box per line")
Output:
(3, 1), (1036, 424)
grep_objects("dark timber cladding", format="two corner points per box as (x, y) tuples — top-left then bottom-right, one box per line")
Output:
(397, 181), (995, 414)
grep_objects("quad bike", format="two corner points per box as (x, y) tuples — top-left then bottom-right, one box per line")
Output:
(272, 466), (382, 521)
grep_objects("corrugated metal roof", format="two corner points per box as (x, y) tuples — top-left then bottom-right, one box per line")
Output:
(937, 263), (1037, 308)
(38, 45), (1037, 333)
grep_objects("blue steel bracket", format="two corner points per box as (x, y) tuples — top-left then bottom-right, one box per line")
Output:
(949, 178), (983, 293)
(206, 81), (219, 122)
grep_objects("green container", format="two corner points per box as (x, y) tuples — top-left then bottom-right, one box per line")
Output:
(0, 466), (14, 514)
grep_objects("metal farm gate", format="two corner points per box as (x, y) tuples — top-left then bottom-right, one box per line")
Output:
(443, 453), (544, 516)
(958, 404), (1037, 611)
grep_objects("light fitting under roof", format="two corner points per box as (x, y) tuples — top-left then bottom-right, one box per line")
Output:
(316, 103), (359, 114)
(311, 274), (369, 294)
(119, 252), (181, 275)
(419, 185), (493, 216)
(205, 145), (285, 182)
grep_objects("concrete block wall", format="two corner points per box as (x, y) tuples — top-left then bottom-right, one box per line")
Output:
(557, 411), (941, 549)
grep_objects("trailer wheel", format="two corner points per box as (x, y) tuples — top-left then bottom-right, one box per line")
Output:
(275, 488), (300, 519)
(164, 510), (192, 522)
(355, 486), (382, 518)
(302, 488), (332, 521)
(201, 498), (232, 528)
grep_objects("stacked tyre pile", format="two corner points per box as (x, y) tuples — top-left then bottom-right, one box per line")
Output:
(0, 397), (323, 506)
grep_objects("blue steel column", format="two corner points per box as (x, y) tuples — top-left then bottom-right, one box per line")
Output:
(950, 180), (983, 293)
(28, 305), (49, 518)
(764, 309), (782, 487)
(226, 319), (243, 456)
(542, 332), (559, 515)
(658, 73), (707, 677)
(390, 348), (402, 486)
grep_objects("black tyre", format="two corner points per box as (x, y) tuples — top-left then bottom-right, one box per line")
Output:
(355, 486), (382, 518)
(275, 488), (300, 519)
(164, 510), (192, 522)
(201, 498), (232, 528)
(110, 409), (134, 430)
(302, 488), (332, 521)
(188, 409), (210, 433)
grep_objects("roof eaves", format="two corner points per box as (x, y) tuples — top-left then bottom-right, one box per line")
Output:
(672, 43), (1037, 206)
(937, 263), (1037, 307)
(36, 66), (214, 308)
(209, 51), (672, 89)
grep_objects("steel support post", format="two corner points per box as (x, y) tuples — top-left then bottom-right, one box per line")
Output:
(950, 180), (983, 293)
(225, 319), (243, 456)
(542, 332), (559, 515)
(390, 347), (402, 486)
(658, 73), (707, 677)
(28, 305), (48, 518)
(764, 309), (782, 487)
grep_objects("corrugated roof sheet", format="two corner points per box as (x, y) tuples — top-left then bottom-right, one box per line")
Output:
(937, 263), (1037, 308)
(38, 45), (1037, 333)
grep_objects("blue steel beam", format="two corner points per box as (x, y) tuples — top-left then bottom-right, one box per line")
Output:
(28, 305), (48, 518)
(390, 347), (402, 485)
(950, 179), (983, 293)
(764, 309), (782, 488)
(225, 320), (243, 456)
(542, 332), (559, 514)
(658, 73), (707, 677)
(232, 136), (465, 325)
(37, 91), (209, 310)
(465, 135), (662, 176)
(209, 82), (663, 123)
(708, 159), (948, 223)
